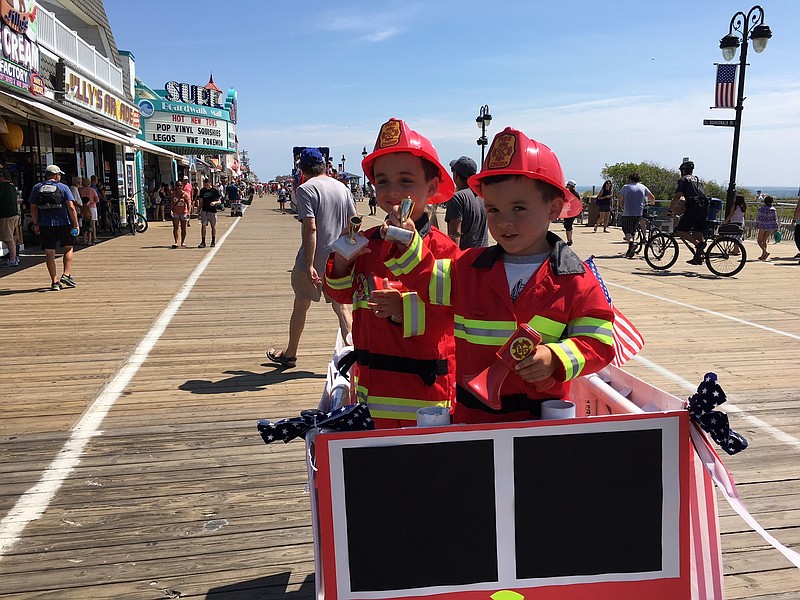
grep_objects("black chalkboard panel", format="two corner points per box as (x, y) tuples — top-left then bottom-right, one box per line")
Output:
(342, 440), (498, 591)
(513, 429), (663, 578)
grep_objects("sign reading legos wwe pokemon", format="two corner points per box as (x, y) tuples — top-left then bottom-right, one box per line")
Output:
(487, 132), (516, 169)
(377, 119), (402, 148)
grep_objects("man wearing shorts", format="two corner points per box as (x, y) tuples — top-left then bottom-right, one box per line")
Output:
(29, 165), (79, 291)
(197, 178), (222, 248)
(619, 173), (655, 258)
(669, 159), (708, 265)
(267, 148), (355, 368)
(0, 169), (20, 267)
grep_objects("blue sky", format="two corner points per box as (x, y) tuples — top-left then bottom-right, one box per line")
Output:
(106, 1), (800, 188)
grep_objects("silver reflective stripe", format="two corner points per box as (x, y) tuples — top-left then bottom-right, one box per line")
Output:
(454, 321), (511, 339)
(368, 403), (419, 415)
(568, 324), (613, 338)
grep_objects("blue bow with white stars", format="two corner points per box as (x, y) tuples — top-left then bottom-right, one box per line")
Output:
(687, 372), (749, 455)
(257, 403), (375, 445)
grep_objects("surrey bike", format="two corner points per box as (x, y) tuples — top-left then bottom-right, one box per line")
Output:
(643, 218), (746, 277)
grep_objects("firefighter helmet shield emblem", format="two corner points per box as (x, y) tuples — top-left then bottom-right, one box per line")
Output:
(377, 119), (403, 149)
(487, 133), (517, 169)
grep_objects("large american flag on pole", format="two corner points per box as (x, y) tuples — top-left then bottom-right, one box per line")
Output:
(714, 64), (737, 108)
(585, 257), (644, 367)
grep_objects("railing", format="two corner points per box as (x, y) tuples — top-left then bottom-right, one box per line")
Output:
(35, 5), (124, 94)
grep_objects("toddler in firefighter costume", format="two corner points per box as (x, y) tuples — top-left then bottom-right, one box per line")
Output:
(324, 118), (460, 428)
(394, 127), (616, 424)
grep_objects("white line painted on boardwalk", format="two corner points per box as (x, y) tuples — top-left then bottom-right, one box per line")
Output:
(0, 218), (242, 559)
(633, 353), (800, 450)
(607, 281), (800, 341)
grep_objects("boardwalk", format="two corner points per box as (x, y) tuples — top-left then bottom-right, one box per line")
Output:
(0, 199), (798, 599)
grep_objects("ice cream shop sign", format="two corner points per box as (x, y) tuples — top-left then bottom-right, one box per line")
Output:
(0, 0), (40, 92)
(58, 62), (140, 130)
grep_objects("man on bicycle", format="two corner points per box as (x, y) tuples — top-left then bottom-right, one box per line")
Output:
(669, 159), (709, 265)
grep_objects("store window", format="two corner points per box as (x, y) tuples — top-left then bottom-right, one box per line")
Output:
(52, 129), (77, 180)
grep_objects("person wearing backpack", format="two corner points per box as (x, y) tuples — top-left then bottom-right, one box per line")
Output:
(28, 165), (79, 291)
(668, 159), (709, 265)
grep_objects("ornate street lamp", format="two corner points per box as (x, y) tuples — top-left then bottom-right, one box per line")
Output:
(361, 146), (368, 194)
(475, 104), (492, 168)
(719, 5), (772, 215)
(341, 154), (346, 175)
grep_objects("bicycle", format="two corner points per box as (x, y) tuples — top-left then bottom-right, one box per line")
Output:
(628, 213), (662, 256)
(125, 195), (148, 235)
(643, 221), (746, 277)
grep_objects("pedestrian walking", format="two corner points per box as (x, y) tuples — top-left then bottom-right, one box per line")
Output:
(155, 183), (167, 221)
(197, 178), (222, 248)
(78, 178), (99, 246)
(594, 180), (613, 233)
(367, 183), (377, 215)
(563, 180), (581, 246)
(267, 148), (356, 369)
(170, 182), (191, 248)
(28, 165), (79, 290)
(755, 196), (779, 261)
(90, 175), (108, 232)
(0, 169), (20, 267)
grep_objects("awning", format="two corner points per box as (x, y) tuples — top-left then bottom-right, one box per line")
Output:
(0, 88), (188, 164)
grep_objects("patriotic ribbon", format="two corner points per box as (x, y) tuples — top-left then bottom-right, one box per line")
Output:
(257, 403), (374, 445)
(686, 372), (748, 455)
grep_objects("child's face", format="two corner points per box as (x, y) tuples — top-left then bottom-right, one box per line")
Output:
(482, 177), (564, 256)
(372, 153), (438, 221)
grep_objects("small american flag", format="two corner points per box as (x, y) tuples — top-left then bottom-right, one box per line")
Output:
(585, 257), (644, 367)
(714, 64), (737, 108)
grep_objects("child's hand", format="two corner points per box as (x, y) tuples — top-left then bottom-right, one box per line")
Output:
(380, 207), (415, 239)
(514, 345), (557, 384)
(368, 286), (403, 319)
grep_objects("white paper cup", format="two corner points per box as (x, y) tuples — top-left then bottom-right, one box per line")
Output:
(416, 406), (451, 427)
(540, 400), (576, 420)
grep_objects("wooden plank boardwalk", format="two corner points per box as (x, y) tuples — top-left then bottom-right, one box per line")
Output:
(0, 198), (798, 599)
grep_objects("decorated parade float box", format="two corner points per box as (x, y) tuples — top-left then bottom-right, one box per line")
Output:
(259, 360), (738, 600)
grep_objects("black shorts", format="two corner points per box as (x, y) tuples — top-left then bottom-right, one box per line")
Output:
(40, 225), (75, 250)
(620, 215), (639, 236)
(677, 204), (708, 233)
(562, 217), (575, 231)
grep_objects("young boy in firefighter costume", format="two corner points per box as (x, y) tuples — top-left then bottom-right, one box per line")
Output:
(324, 118), (460, 428)
(393, 127), (615, 424)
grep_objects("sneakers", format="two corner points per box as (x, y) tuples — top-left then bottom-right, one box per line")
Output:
(686, 255), (704, 265)
(50, 281), (61, 291)
(198, 241), (206, 248)
(59, 274), (76, 288)
(1, 258), (19, 267)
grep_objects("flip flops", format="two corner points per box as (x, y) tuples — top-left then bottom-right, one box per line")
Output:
(267, 348), (297, 368)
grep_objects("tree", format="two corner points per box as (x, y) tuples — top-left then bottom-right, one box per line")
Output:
(600, 161), (732, 202)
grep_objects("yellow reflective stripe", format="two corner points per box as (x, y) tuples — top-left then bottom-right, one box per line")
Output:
(454, 315), (516, 346)
(547, 338), (586, 380)
(326, 269), (353, 290)
(385, 230), (423, 275)
(353, 299), (369, 310)
(528, 315), (567, 343)
(567, 317), (614, 345)
(428, 259), (452, 306)
(401, 292), (425, 337)
(355, 383), (368, 403)
(367, 396), (451, 420)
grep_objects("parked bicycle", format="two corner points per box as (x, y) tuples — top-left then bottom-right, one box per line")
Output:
(125, 195), (148, 234)
(644, 221), (746, 277)
(629, 213), (662, 256)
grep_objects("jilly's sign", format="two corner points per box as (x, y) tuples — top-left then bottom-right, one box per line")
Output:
(61, 64), (140, 129)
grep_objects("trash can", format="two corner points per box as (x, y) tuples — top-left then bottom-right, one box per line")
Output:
(587, 199), (599, 227)
(705, 197), (723, 237)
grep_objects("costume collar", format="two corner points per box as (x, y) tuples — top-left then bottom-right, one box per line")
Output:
(471, 231), (585, 275)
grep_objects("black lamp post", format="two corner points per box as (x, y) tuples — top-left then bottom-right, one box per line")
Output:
(341, 154), (346, 175)
(475, 104), (492, 167)
(361, 146), (368, 194)
(719, 5), (772, 215)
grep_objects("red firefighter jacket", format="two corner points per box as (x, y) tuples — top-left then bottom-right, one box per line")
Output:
(324, 216), (459, 427)
(399, 232), (615, 424)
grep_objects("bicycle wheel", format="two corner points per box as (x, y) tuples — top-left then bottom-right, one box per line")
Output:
(135, 213), (148, 233)
(644, 233), (679, 270)
(705, 236), (746, 277)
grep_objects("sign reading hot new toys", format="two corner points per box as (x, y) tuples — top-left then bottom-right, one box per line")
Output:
(138, 79), (237, 154)
(0, 0), (41, 93)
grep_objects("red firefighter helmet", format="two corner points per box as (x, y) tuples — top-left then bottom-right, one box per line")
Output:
(362, 118), (455, 204)
(468, 127), (569, 200)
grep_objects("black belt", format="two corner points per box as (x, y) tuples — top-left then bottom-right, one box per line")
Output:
(354, 349), (448, 386)
(456, 385), (543, 417)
